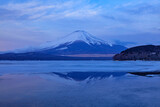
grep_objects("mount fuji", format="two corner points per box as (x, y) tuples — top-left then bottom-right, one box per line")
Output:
(0, 30), (127, 60)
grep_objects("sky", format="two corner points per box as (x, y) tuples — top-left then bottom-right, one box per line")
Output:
(0, 0), (160, 51)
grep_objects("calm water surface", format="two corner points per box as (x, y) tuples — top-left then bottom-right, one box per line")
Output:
(0, 61), (160, 107)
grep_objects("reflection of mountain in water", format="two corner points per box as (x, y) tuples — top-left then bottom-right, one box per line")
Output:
(52, 72), (127, 81)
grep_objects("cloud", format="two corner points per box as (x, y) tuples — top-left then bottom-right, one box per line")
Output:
(156, 27), (160, 31)
(114, 40), (137, 47)
(101, 15), (116, 20)
(0, 0), (101, 20)
(99, 0), (160, 35)
(120, 3), (160, 15)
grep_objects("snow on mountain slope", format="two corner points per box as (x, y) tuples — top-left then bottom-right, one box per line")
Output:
(39, 30), (112, 50)
(6, 30), (107, 53)
(5, 30), (126, 54)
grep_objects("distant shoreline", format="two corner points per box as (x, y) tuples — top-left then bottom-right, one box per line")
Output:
(0, 57), (113, 61)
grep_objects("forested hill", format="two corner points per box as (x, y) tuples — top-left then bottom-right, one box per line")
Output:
(113, 45), (160, 61)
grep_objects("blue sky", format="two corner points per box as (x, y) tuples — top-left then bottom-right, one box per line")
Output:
(0, 0), (160, 51)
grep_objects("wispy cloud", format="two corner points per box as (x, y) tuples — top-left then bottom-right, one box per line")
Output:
(0, 0), (101, 20)
(117, 2), (160, 15)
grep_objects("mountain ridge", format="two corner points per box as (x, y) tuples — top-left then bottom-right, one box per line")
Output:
(0, 30), (127, 60)
(34, 30), (113, 52)
(9, 30), (115, 53)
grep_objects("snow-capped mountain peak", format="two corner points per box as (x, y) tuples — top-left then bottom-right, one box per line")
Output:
(40, 30), (111, 49)
(64, 30), (107, 44)
(6, 30), (126, 54)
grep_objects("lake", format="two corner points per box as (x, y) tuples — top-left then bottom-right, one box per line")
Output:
(0, 61), (160, 107)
